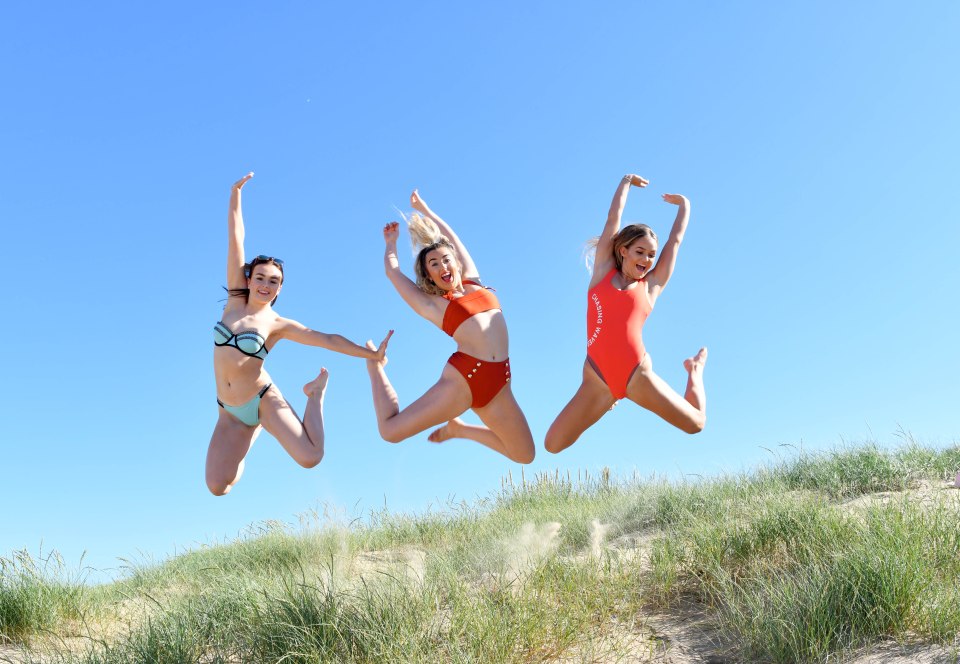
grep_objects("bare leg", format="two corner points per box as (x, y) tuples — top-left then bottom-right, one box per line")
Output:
(544, 359), (617, 454)
(429, 417), (524, 459)
(205, 410), (262, 496)
(429, 385), (535, 463)
(626, 349), (707, 434)
(471, 386), (536, 463)
(258, 371), (328, 468)
(682, 347), (707, 412)
(366, 344), (471, 443)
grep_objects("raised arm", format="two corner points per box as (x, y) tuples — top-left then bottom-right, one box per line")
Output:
(592, 174), (649, 284)
(278, 319), (393, 361)
(226, 173), (254, 291)
(410, 189), (480, 280)
(645, 194), (691, 303)
(382, 221), (445, 324)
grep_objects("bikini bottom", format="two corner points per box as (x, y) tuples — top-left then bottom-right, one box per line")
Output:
(217, 383), (272, 427)
(448, 352), (510, 408)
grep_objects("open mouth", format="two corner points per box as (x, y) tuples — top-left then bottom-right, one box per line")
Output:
(440, 272), (453, 283)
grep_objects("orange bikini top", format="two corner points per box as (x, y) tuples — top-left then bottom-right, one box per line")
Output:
(441, 279), (501, 337)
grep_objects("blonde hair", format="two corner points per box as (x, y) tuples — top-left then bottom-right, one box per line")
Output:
(407, 212), (462, 296)
(584, 224), (659, 274)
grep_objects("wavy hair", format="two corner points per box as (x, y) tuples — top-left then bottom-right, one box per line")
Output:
(407, 213), (462, 296)
(585, 224), (659, 274)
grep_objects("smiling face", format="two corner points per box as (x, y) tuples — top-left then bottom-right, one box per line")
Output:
(619, 236), (658, 281)
(247, 262), (283, 305)
(424, 246), (459, 291)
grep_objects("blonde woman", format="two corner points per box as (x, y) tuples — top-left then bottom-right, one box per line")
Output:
(365, 190), (535, 463)
(545, 174), (707, 453)
(208, 173), (393, 495)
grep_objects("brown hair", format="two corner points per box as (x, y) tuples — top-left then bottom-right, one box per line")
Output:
(225, 256), (285, 305)
(611, 224), (658, 273)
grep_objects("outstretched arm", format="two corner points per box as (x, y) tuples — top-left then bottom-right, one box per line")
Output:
(226, 173), (254, 291)
(646, 194), (691, 302)
(410, 189), (480, 279)
(279, 321), (393, 361)
(592, 174), (649, 283)
(382, 221), (444, 323)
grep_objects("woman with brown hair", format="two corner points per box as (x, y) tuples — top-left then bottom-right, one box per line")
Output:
(208, 172), (392, 495)
(364, 189), (534, 464)
(545, 174), (708, 454)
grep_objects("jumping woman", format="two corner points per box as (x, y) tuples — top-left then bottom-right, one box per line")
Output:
(365, 190), (535, 464)
(545, 174), (707, 454)
(208, 172), (392, 495)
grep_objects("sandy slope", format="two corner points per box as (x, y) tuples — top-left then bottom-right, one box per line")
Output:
(3, 482), (959, 663)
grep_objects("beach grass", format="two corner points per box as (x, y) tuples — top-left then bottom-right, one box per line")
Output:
(3, 441), (959, 663)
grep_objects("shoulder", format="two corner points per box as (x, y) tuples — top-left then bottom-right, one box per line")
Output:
(271, 314), (301, 333)
(588, 266), (615, 291)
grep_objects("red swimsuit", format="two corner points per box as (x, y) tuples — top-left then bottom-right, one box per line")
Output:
(442, 280), (511, 408)
(586, 268), (652, 400)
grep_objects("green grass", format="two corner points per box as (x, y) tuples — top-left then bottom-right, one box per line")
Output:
(0, 548), (92, 643)
(3, 441), (960, 663)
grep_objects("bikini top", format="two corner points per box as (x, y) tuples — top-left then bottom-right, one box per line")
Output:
(441, 279), (501, 337)
(214, 321), (269, 360)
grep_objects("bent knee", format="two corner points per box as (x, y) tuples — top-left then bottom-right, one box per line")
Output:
(207, 479), (234, 496)
(544, 438), (564, 455)
(513, 448), (535, 464)
(296, 450), (324, 469)
(544, 429), (574, 455)
(682, 416), (706, 435)
(379, 426), (407, 444)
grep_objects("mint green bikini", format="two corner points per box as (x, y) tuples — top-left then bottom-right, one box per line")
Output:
(214, 321), (272, 426)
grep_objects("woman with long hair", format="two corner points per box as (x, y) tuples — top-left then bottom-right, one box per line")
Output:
(365, 189), (534, 463)
(208, 172), (392, 495)
(545, 174), (707, 453)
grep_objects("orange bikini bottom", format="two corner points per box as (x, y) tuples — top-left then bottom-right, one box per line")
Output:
(448, 351), (511, 408)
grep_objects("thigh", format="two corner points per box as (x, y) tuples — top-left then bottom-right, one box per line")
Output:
(206, 409), (261, 482)
(625, 356), (701, 431)
(257, 385), (311, 452)
(545, 359), (616, 454)
(473, 385), (535, 463)
(384, 364), (473, 442)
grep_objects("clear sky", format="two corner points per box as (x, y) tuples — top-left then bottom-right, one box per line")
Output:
(2, 3), (958, 579)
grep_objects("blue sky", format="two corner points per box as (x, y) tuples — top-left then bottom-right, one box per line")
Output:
(2, 3), (958, 579)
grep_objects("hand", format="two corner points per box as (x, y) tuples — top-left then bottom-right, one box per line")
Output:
(410, 189), (427, 212)
(232, 172), (254, 191)
(383, 221), (400, 245)
(373, 329), (394, 363)
(662, 193), (688, 206)
(624, 174), (649, 188)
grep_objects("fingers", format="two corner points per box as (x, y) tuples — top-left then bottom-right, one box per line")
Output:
(232, 172), (254, 190)
(411, 188), (425, 209)
(365, 340), (377, 351)
(379, 329), (394, 349)
(382, 221), (400, 240)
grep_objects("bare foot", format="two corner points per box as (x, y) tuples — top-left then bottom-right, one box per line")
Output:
(365, 340), (387, 368)
(683, 347), (708, 374)
(428, 417), (466, 443)
(303, 368), (329, 398)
